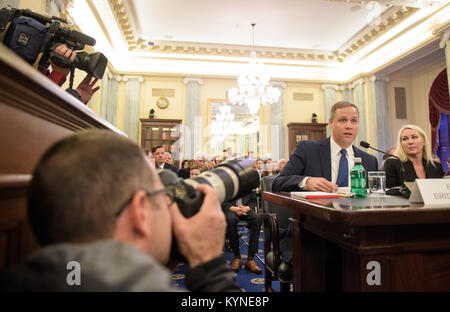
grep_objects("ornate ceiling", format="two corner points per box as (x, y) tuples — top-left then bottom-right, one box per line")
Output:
(66, 0), (450, 82)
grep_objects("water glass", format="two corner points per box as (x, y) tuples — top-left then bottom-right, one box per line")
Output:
(368, 171), (386, 194)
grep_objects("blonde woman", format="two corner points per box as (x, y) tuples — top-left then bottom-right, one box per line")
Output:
(383, 125), (444, 188)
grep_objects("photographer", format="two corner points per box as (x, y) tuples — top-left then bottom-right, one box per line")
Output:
(0, 130), (240, 292)
(1, 8), (104, 105)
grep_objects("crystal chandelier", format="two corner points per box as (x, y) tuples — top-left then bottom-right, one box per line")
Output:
(211, 105), (235, 143)
(227, 23), (280, 115)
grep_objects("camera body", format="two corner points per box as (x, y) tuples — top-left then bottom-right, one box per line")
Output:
(0, 8), (107, 79)
(158, 159), (260, 262)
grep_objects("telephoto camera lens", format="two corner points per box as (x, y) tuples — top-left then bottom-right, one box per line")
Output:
(158, 158), (260, 262)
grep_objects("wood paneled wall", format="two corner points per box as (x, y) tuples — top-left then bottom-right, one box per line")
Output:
(0, 44), (124, 267)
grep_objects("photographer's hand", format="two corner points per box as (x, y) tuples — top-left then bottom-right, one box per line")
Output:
(50, 44), (75, 77)
(76, 74), (100, 104)
(169, 184), (226, 268)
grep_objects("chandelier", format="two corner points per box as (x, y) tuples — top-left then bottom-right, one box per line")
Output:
(227, 23), (280, 115)
(211, 105), (236, 143)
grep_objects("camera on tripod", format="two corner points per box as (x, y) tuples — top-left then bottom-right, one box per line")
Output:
(0, 8), (107, 80)
(158, 158), (260, 262)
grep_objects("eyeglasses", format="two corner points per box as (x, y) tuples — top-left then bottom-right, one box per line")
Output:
(115, 188), (175, 217)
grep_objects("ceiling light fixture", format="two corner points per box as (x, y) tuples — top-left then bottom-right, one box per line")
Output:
(227, 23), (280, 115)
(210, 105), (236, 143)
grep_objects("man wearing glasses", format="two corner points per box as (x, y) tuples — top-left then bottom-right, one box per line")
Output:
(0, 130), (240, 291)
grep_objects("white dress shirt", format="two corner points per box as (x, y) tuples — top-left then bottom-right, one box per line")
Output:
(330, 136), (354, 187)
(299, 137), (355, 190)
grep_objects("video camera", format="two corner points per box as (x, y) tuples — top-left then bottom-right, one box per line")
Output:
(0, 8), (107, 80)
(158, 159), (260, 262)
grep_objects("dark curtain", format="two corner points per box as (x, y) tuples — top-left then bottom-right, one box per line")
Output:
(437, 113), (449, 173)
(429, 68), (449, 153)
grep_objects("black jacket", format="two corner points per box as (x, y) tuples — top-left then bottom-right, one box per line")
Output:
(383, 157), (444, 188)
(273, 137), (378, 191)
(222, 192), (257, 212)
(158, 162), (179, 175)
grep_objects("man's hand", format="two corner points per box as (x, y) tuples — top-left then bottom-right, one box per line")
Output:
(238, 205), (251, 215)
(229, 206), (242, 216)
(76, 74), (100, 104)
(169, 184), (226, 268)
(306, 177), (338, 192)
(50, 44), (75, 77)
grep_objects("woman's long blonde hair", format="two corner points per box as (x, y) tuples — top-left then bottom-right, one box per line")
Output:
(395, 124), (435, 167)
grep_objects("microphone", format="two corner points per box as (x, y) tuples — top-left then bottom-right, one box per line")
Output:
(359, 141), (409, 197)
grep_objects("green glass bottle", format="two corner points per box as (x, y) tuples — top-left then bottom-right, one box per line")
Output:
(350, 157), (367, 198)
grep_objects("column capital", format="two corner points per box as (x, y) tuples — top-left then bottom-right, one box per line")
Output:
(321, 84), (339, 91)
(352, 78), (365, 89)
(122, 75), (144, 83)
(369, 75), (389, 83)
(270, 81), (287, 88)
(183, 77), (204, 85)
(339, 83), (353, 91)
(107, 71), (122, 82)
(439, 28), (450, 49)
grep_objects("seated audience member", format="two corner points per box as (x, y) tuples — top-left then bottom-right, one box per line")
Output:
(222, 192), (262, 274)
(226, 148), (233, 160)
(262, 159), (274, 177)
(383, 125), (444, 188)
(164, 152), (174, 165)
(274, 159), (287, 174)
(179, 159), (191, 179)
(189, 164), (202, 178)
(255, 159), (264, 180)
(181, 159), (189, 169)
(0, 130), (240, 291)
(144, 149), (155, 167)
(273, 101), (377, 192)
(153, 145), (178, 174)
(206, 158), (216, 170)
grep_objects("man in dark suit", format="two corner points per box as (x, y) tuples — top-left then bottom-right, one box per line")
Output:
(222, 192), (262, 274)
(273, 101), (378, 192)
(273, 101), (378, 267)
(152, 146), (178, 174)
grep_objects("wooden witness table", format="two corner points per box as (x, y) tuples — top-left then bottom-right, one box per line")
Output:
(263, 191), (450, 291)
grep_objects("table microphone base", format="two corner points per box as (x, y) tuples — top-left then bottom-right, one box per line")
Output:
(386, 186), (410, 198)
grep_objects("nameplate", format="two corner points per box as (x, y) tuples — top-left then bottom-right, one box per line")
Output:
(408, 179), (450, 208)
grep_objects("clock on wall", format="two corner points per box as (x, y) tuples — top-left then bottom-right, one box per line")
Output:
(156, 97), (169, 109)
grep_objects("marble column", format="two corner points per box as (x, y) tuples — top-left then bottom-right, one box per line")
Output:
(183, 78), (203, 159)
(353, 78), (367, 144)
(123, 75), (143, 143)
(370, 75), (391, 165)
(322, 84), (339, 137)
(270, 82), (286, 161)
(99, 71), (120, 126)
(340, 84), (354, 103)
(106, 75), (120, 126)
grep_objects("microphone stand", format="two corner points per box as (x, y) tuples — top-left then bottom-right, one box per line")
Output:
(360, 142), (409, 198)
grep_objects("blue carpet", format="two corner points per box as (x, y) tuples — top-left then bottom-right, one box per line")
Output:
(172, 227), (280, 292)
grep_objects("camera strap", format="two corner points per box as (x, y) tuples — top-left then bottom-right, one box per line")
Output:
(69, 66), (75, 90)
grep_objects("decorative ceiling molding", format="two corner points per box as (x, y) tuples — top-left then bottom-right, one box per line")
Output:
(65, 1), (449, 82)
(109, 0), (417, 63)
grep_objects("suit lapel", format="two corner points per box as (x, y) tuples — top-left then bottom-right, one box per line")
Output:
(320, 138), (332, 181)
(353, 146), (361, 158)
